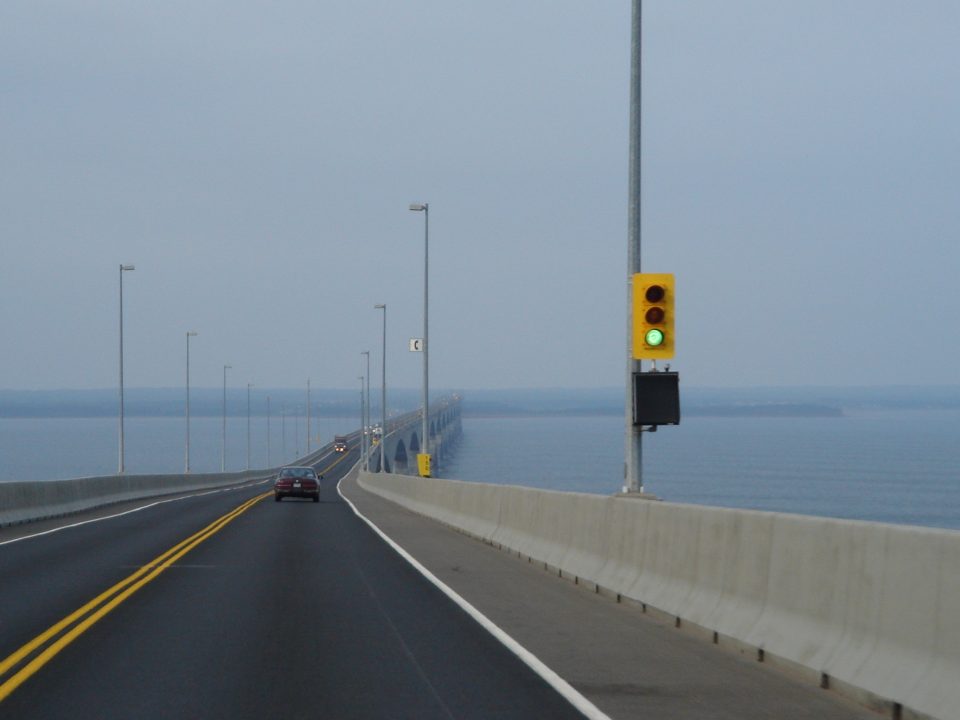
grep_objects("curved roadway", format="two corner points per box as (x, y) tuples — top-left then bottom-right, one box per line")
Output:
(0, 448), (588, 719)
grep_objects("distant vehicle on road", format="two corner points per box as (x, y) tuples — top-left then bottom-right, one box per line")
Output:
(334, 436), (348, 453)
(274, 466), (321, 502)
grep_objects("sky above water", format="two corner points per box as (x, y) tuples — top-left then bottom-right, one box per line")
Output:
(2, 1), (959, 391)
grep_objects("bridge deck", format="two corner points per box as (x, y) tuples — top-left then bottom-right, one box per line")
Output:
(340, 469), (883, 720)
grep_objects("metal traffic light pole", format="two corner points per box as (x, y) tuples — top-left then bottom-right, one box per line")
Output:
(625, 0), (644, 494)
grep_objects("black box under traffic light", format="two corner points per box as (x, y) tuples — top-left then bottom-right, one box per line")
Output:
(632, 371), (680, 426)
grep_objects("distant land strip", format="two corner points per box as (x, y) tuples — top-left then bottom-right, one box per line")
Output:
(463, 403), (843, 419)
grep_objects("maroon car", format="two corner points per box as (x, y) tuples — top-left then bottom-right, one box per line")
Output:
(274, 466), (321, 502)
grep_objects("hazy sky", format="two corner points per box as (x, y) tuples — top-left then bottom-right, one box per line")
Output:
(2, 1), (959, 392)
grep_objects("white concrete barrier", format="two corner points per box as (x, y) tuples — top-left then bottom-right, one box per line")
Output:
(0, 470), (272, 527)
(358, 470), (960, 720)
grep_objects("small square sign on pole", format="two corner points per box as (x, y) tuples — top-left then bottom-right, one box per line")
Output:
(409, 338), (424, 352)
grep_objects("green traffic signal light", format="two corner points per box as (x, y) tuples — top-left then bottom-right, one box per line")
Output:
(644, 328), (665, 347)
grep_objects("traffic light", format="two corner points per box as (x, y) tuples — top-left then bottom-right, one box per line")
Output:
(632, 273), (675, 359)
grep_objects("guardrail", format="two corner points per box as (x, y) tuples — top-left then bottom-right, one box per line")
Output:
(0, 438), (348, 528)
(0, 469), (275, 527)
(357, 471), (960, 720)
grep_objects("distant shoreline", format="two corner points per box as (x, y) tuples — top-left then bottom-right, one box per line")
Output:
(464, 403), (844, 419)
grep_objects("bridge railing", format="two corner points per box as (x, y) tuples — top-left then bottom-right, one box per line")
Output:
(357, 470), (960, 720)
(0, 469), (275, 528)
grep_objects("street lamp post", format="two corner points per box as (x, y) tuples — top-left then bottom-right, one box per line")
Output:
(118, 264), (135, 474)
(625, 0), (643, 494)
(281, 403), (287, 462)
(247, 382), (254, 470)
(185, 331), (198, 473)
(221, 364), (231, 472)
(409, 202), (430, 467)
(295, 408), (300, 459)
(375, 304), (387, 473)
(306, 379), (311, 455)
(358, 375), (365, 465)
(361, 350), (370, 471)
(266, 395), (272, 467)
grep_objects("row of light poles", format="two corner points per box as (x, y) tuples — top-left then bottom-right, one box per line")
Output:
(350, 204), (430, 475)
(187, 338), (261, 473)
(118, 200), (431, 477)
(119, 268), (300, 475)
(214, 369), (318, 473)
(359, 201), (430, 475)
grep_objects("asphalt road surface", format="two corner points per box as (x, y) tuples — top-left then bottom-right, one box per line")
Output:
(0, 448), (590, 719)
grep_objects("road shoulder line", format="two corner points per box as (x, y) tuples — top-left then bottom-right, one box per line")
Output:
(337, 472), (612, 720)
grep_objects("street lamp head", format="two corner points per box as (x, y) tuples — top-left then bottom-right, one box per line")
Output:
(409, 203), (427, 212)
(121, 264), (135, 271)
(187, 331), (198, 337)
(375, 304), (385, 309)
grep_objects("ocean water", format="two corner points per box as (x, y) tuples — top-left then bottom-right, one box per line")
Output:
(442, 410), (960, 531)
(3, 409), (959, 531)
(0, 415), (358, 480)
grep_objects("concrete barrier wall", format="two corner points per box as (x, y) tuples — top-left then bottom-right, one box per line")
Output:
(0, 435), (345, 529)
(358, 471), (960, 720)
(0, 469), (274, 528)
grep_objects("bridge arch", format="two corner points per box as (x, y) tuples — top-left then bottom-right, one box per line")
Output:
(366, 395), (461, 476)
(371, 448), (390, 474)
(393, 439), (408, 471)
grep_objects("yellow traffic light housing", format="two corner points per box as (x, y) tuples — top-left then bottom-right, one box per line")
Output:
(632, 273), (675, 359)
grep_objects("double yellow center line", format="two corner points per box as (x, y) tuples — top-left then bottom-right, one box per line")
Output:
(0, 490), (271, 703)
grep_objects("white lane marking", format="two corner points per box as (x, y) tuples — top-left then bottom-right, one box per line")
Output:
(0, 479), (272, 547)
(336, 476), (614, 720)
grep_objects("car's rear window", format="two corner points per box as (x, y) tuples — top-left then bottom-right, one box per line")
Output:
(280, 468), (315, 479)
